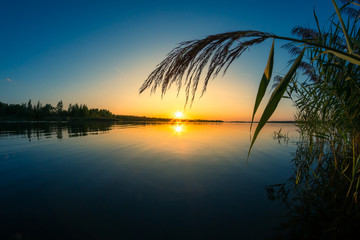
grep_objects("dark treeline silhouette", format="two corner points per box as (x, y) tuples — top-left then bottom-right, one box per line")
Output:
(0, 100), (114, 120)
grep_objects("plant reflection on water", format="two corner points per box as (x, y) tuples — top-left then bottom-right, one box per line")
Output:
(0, 121), (177, 141)
(0, 121), (114, 140)
(267, 136), (360, 239)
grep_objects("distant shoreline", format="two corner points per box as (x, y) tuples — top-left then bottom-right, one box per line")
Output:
(0, 117), (296, 124)
(0, 116), (224, 123)
(0, 101), (294, 124)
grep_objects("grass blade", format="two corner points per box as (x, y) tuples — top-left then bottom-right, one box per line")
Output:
(323, 50), (360, 65)
(332, 0), (354, 53)
(248, 47), (305, 158)
(250, 39), (275, 131)
(313, 8), (322, 38)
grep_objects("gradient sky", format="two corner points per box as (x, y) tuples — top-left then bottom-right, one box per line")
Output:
(0, 0), (334, 121)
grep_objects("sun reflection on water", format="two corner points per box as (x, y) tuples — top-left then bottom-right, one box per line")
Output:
(174, 124), (183, 134)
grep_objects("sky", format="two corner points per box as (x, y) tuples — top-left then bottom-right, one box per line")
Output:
(0, 0), (335, 121)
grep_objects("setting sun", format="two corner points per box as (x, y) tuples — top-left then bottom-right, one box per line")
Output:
(175, 111), (183, 118)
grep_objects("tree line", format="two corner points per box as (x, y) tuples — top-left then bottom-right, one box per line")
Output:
(0, 100), (114, 120)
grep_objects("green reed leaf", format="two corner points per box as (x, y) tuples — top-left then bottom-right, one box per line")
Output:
(332, 0), (354, 53)
(248, 48), (305, 158)
(323, 50), (360, 65)
(313, 9), (322, 38)
(250, 39), (275, 131)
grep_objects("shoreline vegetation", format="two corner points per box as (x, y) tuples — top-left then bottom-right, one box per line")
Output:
(0, 100), (223, 123)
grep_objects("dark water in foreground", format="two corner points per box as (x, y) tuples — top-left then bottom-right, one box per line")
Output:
(0, 122), (299, 239)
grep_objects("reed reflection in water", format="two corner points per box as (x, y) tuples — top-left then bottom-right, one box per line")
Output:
(0, 122), (299, 239)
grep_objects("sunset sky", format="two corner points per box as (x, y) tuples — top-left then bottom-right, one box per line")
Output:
(0, 0), (333, 121)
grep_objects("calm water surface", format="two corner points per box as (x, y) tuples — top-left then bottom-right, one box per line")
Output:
(0, 122), (299, 239)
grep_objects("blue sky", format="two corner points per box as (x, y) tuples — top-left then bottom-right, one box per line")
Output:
(0, 0), (334, 120)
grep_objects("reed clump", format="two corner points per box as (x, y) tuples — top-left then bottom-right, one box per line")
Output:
(290, 0), (360, 202)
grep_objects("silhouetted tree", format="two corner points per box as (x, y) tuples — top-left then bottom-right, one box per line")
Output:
(27, 100), (32, 111)
(56, 101), (63, 115)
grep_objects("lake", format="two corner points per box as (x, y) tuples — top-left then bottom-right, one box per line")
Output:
(0, 122), (299, 239)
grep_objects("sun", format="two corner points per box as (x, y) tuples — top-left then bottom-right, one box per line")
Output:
(175, 111), (183, 118)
